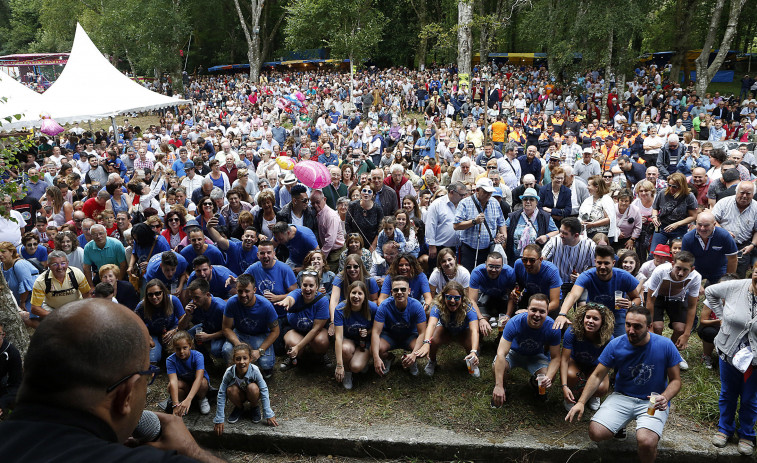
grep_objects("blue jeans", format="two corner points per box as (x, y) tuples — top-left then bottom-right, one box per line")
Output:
(150, 336), (163, 364)
(718, 357), (757, 441)
(649, 228), (686, 259)
(222, 330), (275, 371)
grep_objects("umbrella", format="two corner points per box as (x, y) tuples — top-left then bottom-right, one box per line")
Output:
(275, 155), (296, 170)
(39, 114), (64, 137)
(294, 160), (331, 189)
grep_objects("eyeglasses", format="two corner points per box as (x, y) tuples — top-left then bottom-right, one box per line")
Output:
(49, 261), (68, 268)
(669, 184), (680, 190)
(487, 264), (502, 270)
(168, 218), (181, 223)
(147, 290), (164, 298)
(105, 364), (159, 393)
(74, 218), (83, 223)
(151, 224), (162, 230)
(361, 189), (373, 194)
(391, 287), (408, 293)
(444, 294), (462, 302)
(521, 257), (538, 264)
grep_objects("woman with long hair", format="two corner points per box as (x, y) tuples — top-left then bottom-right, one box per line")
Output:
(162, 208), (187, 250)
(333, 281), (378, 389)
(579, 175), (617, 241)
(631, 180), (656, 259)
(414, 281), (480, 377)
(45, 185), (73, 226)
(615, 250), (642, 277)
(428, 247), (470, 296)
(560, 303), (614, 412)
(394, 209), (420, 258)
(135, 279), (186, 364)
(298, 250), (336, 297)
(196, 196), (226, 236)
(649, 172), (698, 258)
(0, 241), (40, 326)
(54, 230), (84, 269)
(377, 253), (433, 309)
(253, 190), (278, 240)
(329, 254), (380, 336)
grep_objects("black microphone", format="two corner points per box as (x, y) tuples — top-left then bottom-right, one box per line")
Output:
(132, 410), (162, 444)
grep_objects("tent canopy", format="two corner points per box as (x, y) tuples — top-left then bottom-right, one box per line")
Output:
(0, 69), (44, 131)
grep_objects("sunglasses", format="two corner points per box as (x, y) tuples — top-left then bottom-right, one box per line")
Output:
(147, 291), (163, 298)
(391, 287), (408, 293)
(361, 189), (373, 194)
(346, 265), (360, 270)
(444, 294), (462, 302)
(203, 203), (213, 206)
(168, 218), (181, 223)
(301, 270), (319, 277)
(521, 257), (538, 264)
(487, 166), (497, 170)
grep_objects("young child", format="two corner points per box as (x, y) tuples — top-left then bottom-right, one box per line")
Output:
(100, 210), (117, 236)
(166, 331), (211, 416)
(214, 343), (277, 435)
(669, 238), (682, 260)
(93, 282), (116, 301)
(638, 243), (672, 285)
(45, 224), (58, 250)
(375, 216), (406, 257)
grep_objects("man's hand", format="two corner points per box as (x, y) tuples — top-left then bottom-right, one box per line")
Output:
(401, 352), (417, 368)
(479, 318), (493, 336)
(413, 343), (430, 358)
(675, 333), (690, 350)
(174, 399), (190, 417)
(624, 239), (635, 250)
(495, 232), (506, 244)
(474, 213), (485, 225)
(565, 402), (584, 422)
(374, 357), (386, 376)
(250, 349), (261, 362)
(652, 393), (668, 412)
(266, 417), (279, 427)
(225, 275), (237, 288)
(492, 385), (506, 406)
(552, 315), (572, 330)
(147, 412), (203, 453)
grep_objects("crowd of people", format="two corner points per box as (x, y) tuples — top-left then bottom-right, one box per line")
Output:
(2, 62), (757, 461)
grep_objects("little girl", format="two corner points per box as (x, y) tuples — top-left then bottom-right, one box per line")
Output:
(375, 216), (406, 257)
(214, 343), (278, 435)
(166, 331), (211, 416)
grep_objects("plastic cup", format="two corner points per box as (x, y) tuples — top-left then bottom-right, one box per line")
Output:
(195, 326), (203, 344)
(648, 392), (659, 415)
(537, 373), (547, 395)
(614, 290), (624, 312)
(498, 313), (507, 334)
(466, 357), (474, 375)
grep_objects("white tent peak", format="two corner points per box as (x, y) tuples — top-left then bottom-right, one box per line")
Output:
(0, 69), (44, 131)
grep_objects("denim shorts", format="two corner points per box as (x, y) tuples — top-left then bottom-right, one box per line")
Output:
(504, 350), (550, 375)
(591, 392), (669, 437)
(380, 332), (417, 351)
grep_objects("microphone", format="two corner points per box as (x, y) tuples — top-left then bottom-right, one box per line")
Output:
(132, 410), (162, 444)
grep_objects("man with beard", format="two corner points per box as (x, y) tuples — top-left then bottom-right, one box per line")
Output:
(184, 256), (237, 301)
(554, 245), (641, 337)
(566, 306), (682, 461)
(182, 279), (227, 363)
(511, 244), (562, 318)
(207, 218), (258, 275)
(468, 252), (516, 333)
(144, 251), (188, 296)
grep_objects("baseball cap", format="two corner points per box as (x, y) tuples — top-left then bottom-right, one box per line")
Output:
(652, 244), (672, 260)
(184, 160), (195, 169)
(475, 178), (495, 193)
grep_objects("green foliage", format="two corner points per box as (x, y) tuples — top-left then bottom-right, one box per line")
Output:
(0, 0), (44, 54)
(284, 0), (387, 66)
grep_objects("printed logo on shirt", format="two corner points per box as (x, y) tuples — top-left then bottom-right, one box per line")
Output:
(238, 318), (259, 333)
(518, 338), (541, 353)
(575, 351), (596, 365)
(257, 278), (275, 294)
(628, 362), (655, 386)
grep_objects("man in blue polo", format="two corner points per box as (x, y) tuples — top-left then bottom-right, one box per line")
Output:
(221, 274), (279, 378)
(182, 278), (227, 362)
(271, 222), (319, 272)
(681, 211), (737, 284)
(82, 224), (127, 288)
(184, 256), (237, 301)
(206, 218), (258, 275)
(511, 244), (563, 318)
(469, 252), (516, 333)
(144, 251), (188, 295)
(371, 276), (427, 377)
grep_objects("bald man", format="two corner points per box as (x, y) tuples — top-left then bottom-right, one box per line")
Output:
(681, 211), (738, 284)
(0, 300), (224, 463)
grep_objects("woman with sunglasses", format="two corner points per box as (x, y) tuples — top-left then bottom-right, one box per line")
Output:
(377, 253), (433, 310)
(19, 232), (47, 270)
(346, 184), (384, 252)
(127, 223), (170, 288)
(276, 269), (331, 370)
(649, 172), (698, 259)
(135, 279), (187, 364)
(414, 281), (480, 377)
(329, 254), (380, 336)
(333, 280), (377, 389)
(231, 167), (259, 200)
(161, 209), (187, 251)
(197, 195), (227, 236)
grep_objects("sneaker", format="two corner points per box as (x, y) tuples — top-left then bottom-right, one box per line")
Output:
(262, 369), (273, 379)
(679, 358), (689, 371)
(563, 399), (574, 412)
(407, 361), (419, 376)
(280, 356), (297, 371)
(160, 398), (172, 413)
(250, 406), (262, 424)
(614, 428), (627, 440)
(228, 406), (243, 424)
(588, 396), (601, 411)
(199, 397), (210, 415)
(711, 431), (729, 448)
(343, 371), (353, 390)
(424, 359), (437, 377)
(702, 355), (714, 370)
(738, 439), (755, 456)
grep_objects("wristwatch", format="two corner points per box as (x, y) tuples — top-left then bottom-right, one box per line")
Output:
(258, 348), (266, 356)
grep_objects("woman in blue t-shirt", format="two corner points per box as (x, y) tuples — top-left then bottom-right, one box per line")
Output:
(334, 281), (378, 390)
(135, 279), (186, 364)
(298, 250), (335, 299)
(378, 253), (433, 311)
(328, 254), (380, 336)
(560, 302), (614, 413)
(277, 270), (330, 370)
(414, 281), (480, 377)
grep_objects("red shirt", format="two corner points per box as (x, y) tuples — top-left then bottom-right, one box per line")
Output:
(82, 198), (105, 219)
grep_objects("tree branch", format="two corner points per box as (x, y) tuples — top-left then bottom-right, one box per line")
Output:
(233, 0), (254, 47)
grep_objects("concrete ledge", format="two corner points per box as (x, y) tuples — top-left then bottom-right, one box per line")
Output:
(185, 415), (742, 462)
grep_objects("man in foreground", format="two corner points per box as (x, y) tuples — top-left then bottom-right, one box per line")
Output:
(566, 306), (682, 462)
(0, 299), (223, 462)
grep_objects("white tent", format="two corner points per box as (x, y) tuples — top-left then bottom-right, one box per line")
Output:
(0, 69), (45, 131)
(2, 23), (190, 131)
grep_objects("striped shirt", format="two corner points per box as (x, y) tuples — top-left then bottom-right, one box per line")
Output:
(542, 235), (596, 282)
(711, 197), (757, 244)
(453, 196), (505, 249)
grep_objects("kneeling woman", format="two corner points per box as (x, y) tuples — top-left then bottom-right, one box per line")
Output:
(277, 269), (330, 369)
(334, 281), (378, 389)
(135, 279), (186, 364)
(414, 281), (480, 377)
(560, 303), (614, 412)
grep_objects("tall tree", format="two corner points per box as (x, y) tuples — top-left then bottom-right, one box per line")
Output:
(695, 0), (747, 96)
(233, 0), (285, 83)
(457, 0), (473, 76)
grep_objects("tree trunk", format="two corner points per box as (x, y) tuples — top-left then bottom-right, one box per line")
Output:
(457, 0), (473, 76)
(248, 42), (261, 83)
(669, 0), (697, 87)
(600, 29), (613, 122)
(233, 0), (264, 83)
(695, 0), (746, 96)
(0, 271), (29, 359)
(411, 0), (429, 69)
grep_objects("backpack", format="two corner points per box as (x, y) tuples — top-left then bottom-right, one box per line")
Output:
(43, 268), (80, 295)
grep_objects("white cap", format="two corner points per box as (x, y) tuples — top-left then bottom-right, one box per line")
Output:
(475, 178), (495, 193)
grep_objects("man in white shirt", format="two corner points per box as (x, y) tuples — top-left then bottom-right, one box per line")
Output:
(497, 143), (522, 190)
(573, 148), (601, 183)
(180, 161), (205, 195)
(712, 181), (757, 277)
(559, 133), (582, 169)
(425, 181), (467, 264)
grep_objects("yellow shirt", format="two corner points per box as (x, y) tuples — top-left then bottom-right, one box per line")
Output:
(31, 267), (91, 310)
(491, 121), (508, 143)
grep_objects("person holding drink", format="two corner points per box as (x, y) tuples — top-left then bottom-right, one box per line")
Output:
(333, 281), (378, 389)
(414, 281), (480, 377)
(565, 306), (682, 462)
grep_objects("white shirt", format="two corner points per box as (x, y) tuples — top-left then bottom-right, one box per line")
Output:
(0, 211), (26, 246)
(644, 262), (701, 300)
(424, 194), (460, 247)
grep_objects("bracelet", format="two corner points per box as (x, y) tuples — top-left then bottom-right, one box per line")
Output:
(558, 313), (568, 317)
(562, 384), (568, 388)
(470, 349), (478, 355)
(423, 339), (431, 345)
(336, 364), (344, 368)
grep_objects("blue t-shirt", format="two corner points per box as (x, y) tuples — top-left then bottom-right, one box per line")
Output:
(598, 333), (682, 399)
(144, 252), (188, 287)
(285, 289), (330, 333)
(186, 265), (237, 300)
(563, 327), (613, 368)
(681, 227), (738, 281)
(224, 241), (258, 276)
(19, 245), (47, 262)
(469, 264), (516, 298)
(334, 301), (378, 341)
(380, 273), (431, 303)
(513, 259), (563, 300)
(223, 294), (278, 336)
(429, 303), (477, 336)
(135, 295), (185, 336)
(375, 297), (426, 340)
(287, 225), (319, 266)
(133, 235), (171, 261)
(180, 243), (226, 267)
(190, 296), (226, 334)
(244, 261), (298, 316)
(574, 268), (639, 324)
(502, 312), (561, 356)
(166, 349), (209, 382)
(333, 275), (380, 301)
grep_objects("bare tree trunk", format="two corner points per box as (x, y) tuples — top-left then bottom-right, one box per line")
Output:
(233, 0), (264, 83)
(600, 29), (613, 122)
(457, 0), (473, 75)
(410, 0), (429, 69)
(0, 272), (29, 359)
(695, 0), (746, 96)
(478, 0), (489, 67)
(669, 0), (697, 87)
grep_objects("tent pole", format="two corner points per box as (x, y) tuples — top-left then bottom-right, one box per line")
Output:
(110, 116), (119, 145)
